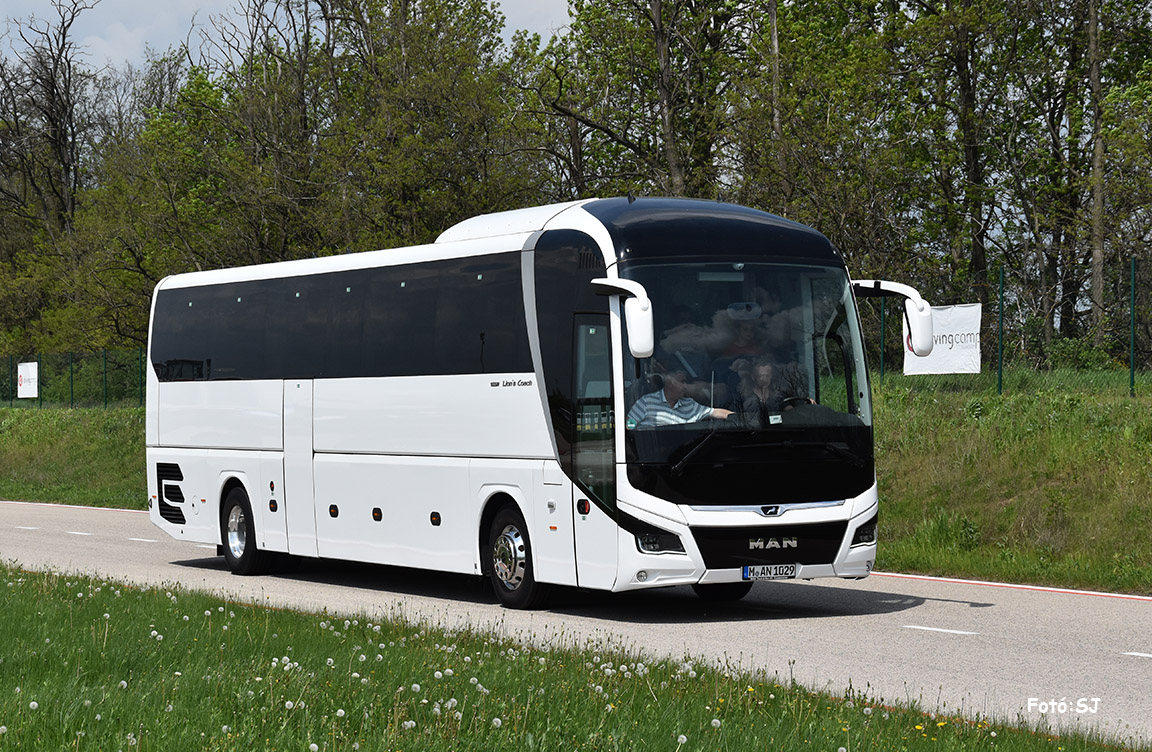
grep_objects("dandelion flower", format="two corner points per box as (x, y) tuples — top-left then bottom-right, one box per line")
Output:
(336, 709), (345, 718)
(119, 681), (128, 689)
(711, 719), (721, 728)
(434, 671), (443, 679)
(222, 725), (230, 733)
(285, 701), (294, 710)
(310, 745), (319, 752)
(411, 684), (421, 693)
(29, 701), (39, 710)
(492, 718), (502, 728)
(677, 734), (687, 744)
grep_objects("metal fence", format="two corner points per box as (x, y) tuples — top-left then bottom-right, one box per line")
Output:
(861, 259), (1151, 397)
(2, 349), (146, 408)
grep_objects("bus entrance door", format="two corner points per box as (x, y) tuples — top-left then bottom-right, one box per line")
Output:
(284, 379), (318, 557)
(571, 317), (618, 589)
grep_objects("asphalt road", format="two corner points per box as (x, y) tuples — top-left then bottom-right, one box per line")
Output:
(2, 500), (1150, 745)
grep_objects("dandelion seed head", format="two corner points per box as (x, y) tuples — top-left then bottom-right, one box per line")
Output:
(677, 734), (687, 744)
(337, 709), (345, 718)
(492, 717), (502, 728)
(712, 719), (721, 728)
(29, 701), (38, 710)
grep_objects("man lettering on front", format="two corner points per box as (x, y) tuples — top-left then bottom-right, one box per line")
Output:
(627, 368), (734, 427)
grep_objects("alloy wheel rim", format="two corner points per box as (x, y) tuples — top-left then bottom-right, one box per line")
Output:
(492, 524), (526, 591)
(226, 505), (247, 559)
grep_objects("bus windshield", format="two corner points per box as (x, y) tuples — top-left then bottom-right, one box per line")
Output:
(620, 261), (873, 504)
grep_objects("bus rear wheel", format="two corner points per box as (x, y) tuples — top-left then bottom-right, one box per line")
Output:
(487, 506), (549, 609)
(221, 486), (269, 575)
(692, 581), (754, 602)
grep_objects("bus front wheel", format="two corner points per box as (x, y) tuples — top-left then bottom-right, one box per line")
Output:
(221, 486), (269, 575)
(487, 506), (549, 609)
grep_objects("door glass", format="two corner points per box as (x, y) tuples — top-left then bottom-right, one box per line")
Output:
(572, 316), (615, 506)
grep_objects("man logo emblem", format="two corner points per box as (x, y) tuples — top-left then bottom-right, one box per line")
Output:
(749, 537), (798, 550)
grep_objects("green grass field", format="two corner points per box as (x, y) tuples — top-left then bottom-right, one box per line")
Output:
(0, 565), (1138, 751)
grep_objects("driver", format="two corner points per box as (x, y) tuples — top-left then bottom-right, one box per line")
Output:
(730, 354), (813, 427)
(626, 366), (734, 428)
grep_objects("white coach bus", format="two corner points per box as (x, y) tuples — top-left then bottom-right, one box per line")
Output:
(146, 197), (932, 608)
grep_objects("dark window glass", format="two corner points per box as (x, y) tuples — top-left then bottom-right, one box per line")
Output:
(151, 252), (532, 381)
(533, 230), (610, 488)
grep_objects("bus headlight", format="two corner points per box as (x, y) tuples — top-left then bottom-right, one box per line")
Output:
(636, 532), (685, 554)
(851, 513), (877, 546)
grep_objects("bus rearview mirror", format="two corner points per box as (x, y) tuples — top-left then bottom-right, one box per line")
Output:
(624, 296), (654, 359)
(590, 277), (655, 359)
(851, 279), (934, 357)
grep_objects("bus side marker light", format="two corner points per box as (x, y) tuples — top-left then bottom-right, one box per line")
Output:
(329, 505), (339, 518)
(430, 512), (441, 527)
(269, 499), (278, 513)
(372, 508), (383, 522)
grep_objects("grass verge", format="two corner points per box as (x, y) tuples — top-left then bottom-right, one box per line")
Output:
(0, 564), (1142, 751)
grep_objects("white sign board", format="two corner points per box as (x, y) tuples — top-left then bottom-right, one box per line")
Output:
(904, 304), (981, 375)
(17, 361), (38, 399)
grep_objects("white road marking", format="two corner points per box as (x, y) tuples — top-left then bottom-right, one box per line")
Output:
(16, 526), (38, 530)
(66, 531), (94, 536)
(902, 625), (979, 635)
(875, 571), (1152, 602)
(1122, 652), (1152, 659)
(128, 538), (158, 543)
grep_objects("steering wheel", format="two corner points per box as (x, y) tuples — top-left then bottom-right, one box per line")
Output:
(778, 396), (811, 410)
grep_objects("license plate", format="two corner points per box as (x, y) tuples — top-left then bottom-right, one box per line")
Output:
(742, 563), (797, 581)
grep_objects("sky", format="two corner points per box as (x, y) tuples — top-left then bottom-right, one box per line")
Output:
(3, 0), (572, 67)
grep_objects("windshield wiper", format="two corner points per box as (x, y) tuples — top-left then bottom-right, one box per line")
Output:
(671, 429), (720, 476)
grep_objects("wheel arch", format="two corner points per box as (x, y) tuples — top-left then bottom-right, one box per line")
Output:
(217, 475), (249, 542)
(477, 490), (523, 576)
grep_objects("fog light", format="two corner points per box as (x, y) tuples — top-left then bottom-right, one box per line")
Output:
(636, 570), (648, 582)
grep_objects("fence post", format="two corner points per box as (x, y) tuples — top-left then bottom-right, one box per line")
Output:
(103, 350), (108, 409)
(38, 353), (42, 409)
(69, 352), (74, 409)
(1131, 256), (1137, 398)
(8, 355), (12, 407)
(997, 267), (1004, 396)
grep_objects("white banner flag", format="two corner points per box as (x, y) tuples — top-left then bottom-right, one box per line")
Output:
(17, 361), (38, 399)
(904, 304), (982, 375)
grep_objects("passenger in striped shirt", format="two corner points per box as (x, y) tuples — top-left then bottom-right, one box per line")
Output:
(626, 369), (734, 428)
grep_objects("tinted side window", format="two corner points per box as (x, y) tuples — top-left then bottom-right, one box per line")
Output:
(151, 251), (532, 381)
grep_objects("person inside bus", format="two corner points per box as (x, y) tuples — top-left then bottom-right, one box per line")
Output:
(729, 353), (813, 428)
(626, 365), (734, 427)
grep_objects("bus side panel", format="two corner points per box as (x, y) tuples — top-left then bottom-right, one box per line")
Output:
(158, 381), (284, 450)
(312, 375), (552, 459)
(147, 446), (213, 543)
(313, 454), (473, 572)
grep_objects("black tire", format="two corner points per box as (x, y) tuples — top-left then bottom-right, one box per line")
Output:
(691, 581), (754, 602)
(487, 506), (549, 609)
(220, 486), (269, 575)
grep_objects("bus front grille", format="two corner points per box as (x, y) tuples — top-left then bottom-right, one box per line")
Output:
(690, 520), (848, 568)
